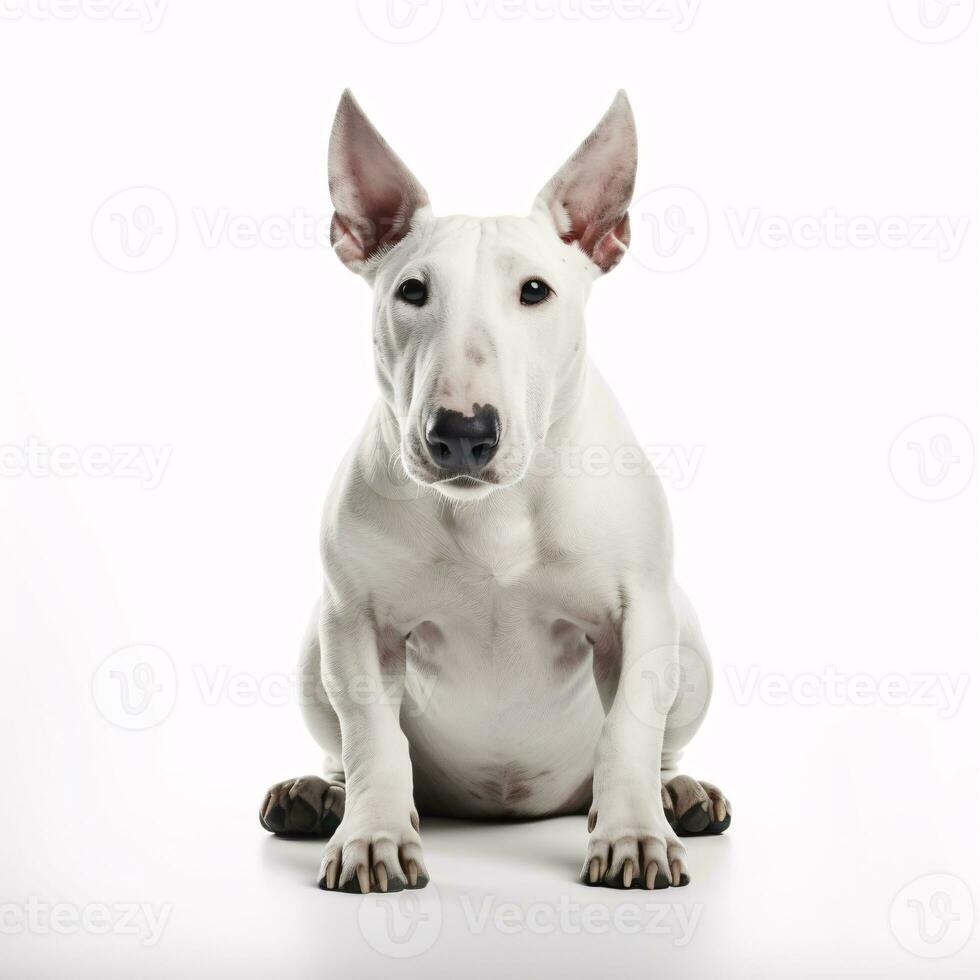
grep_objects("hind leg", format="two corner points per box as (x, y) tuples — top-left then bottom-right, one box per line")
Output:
(259, 600), (347, 838)
(660, 586), (732, 837)
(661, 776), (731, 836)
(260, 774), (345, 837)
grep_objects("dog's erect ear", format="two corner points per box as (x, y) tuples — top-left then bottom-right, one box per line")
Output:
(534, 91), (637, 274)
(328, 89), (430, 273)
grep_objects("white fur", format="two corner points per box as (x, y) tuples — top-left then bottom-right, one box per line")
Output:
(292, 91), (716, 891)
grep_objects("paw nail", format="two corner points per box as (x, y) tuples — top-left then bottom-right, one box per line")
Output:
(374, 863), (388, 893)
(357, 866), (370, 894)
(406, 860), (418, 887)
(622, 859), (634, 888)
(588, 857), (600, 884)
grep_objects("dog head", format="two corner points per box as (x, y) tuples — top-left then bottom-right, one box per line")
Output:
(328, 90), (637, 501)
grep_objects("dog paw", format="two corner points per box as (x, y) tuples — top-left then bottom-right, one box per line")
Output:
(318, 808), (427, 894)
(582, 810), (689, 889)
(662, 776), (731, 836)
(260, 776), (345, 837)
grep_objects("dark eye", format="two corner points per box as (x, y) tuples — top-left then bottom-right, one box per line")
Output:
(520, 279), (551, 306)
(398, 278), (427, 306)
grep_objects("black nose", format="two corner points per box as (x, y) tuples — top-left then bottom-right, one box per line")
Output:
(425, 405), (501, 474)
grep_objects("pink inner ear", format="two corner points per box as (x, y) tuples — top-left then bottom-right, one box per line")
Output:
(331, 186), (408, 255)
(590, 213), (631, 274)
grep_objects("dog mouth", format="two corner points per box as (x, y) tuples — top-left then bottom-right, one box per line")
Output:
(428, 472), (500, 502)
(436, 473), (493, 491)
(416, 464), (500, 490)
(400, 426), (526, 499)
(434, 473), (484, 490)
(402, 450), (504, 499)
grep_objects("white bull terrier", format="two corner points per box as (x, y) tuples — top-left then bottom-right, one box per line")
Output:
(260, 90), (730, 893)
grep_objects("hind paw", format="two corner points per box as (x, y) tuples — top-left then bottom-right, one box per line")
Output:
(662, 776), (731, 836)
(260, 776), (345, 837)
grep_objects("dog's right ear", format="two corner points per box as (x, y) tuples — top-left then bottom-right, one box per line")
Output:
(533, 90), (637, 274)
(328, 89), (430, 274)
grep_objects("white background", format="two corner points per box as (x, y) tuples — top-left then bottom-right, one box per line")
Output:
(0, 0), (977, 976)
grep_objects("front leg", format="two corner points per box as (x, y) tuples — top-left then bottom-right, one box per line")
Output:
(316, 602), (427, 894)
(584, 587), (689, 889)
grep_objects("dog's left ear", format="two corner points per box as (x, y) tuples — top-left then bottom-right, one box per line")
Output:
(533, 90), (637, 274)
